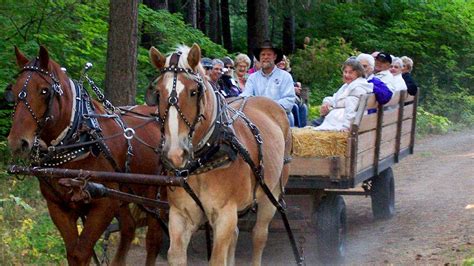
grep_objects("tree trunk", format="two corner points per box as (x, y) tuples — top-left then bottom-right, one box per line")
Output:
(247, 0), (269, 59)
(217, 0), (222, 45)
(198, 0), (207, 34)
(142, 0), (168, 10)
(168, 0), (181, 13)
(221, 0), (233, 51)
(185, 0), (197, 28)
(209, 0), (219, 43)
(282, 13), (295, 54)
(105, 0), (139, 105)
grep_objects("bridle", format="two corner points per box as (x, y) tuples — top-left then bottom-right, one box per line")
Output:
(12, 59), (64, 161)
(155, 52), (206, 169)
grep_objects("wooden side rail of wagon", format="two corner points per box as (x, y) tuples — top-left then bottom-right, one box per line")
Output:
(286, 90), (418, 262)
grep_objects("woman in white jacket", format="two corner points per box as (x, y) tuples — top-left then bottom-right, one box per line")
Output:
(314, 58), (373, 131)
(390, 57), (408, 92)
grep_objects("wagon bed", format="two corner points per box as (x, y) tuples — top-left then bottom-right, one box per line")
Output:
(284, 90), (418, 262)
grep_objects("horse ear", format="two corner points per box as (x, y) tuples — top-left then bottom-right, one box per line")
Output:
(149, 46), (166, 70)
(38, 45), (50, 70)
(14, 46), (29, 68)
(188, 43), (201, 70)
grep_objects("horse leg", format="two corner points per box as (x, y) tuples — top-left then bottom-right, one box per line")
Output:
(72, 199), (118, 265)
(167, 207), (199, 266)
(227, 226), (239, 266)
(144, 212), (164, 266)
(111, 204), (136, 266)
(251, 196), (278, 266)
(45, 200), (80, 265)
(209, 206), (238, 266)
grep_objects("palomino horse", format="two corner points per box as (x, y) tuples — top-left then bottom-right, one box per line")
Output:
(8, 46), (165, 266)
(148, 44), (292, 265)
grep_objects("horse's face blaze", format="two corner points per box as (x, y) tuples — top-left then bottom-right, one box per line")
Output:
(157, 74), (200, 168)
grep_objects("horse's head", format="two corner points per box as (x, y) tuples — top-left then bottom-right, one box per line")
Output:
(7, 46), (70, 158)
(149, 44), (214, 169)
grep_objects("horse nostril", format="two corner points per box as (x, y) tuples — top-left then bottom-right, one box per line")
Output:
(21, 139), (30, 152)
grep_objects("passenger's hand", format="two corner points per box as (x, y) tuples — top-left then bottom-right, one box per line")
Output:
(320, 104), (330, 116)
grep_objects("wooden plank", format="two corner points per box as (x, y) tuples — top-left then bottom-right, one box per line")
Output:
(289, 157), (348, 177)
(354, 95), (370, 126)
(379, 138), (396, 160)
(381, 123), (398, 143)
(405, 94), (415, 103)
(399, 132), (411, 150)
(359, 113), (378, 133)
(385, 92), (401, 107)
(366, 94), (378, 110)
(401, 119), (413, 135)
(403, 104), (414, 119)
(382, 108), (400, 126)
(358, 130), (376, 152)
(356, 147), (375, 172)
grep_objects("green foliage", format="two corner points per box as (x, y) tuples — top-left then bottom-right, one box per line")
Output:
(416, 107), (452, 136)
(307, 104), (320, 121)
(293, 0), (474, 128)
(0, 110), (12, 138)
(291, 38), (357, 105)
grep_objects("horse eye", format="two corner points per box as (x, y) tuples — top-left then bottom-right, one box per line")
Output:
(41, 88), (49, 95)
(190, 90), (197, 97)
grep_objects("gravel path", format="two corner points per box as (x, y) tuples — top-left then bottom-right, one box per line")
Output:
(125, 129), (474, 265)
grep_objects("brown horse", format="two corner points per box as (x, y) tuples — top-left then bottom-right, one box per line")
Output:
(148, 44), (292, 265)
(7, 46), (165, 266)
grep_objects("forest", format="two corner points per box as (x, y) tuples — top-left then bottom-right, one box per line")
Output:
(0, 0), (473, 263)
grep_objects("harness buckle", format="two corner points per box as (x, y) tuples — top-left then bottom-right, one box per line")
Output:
(123, 128), (136, 140)
(175, 169), (189, 178)
(168, 96), (178, 105)
(18, 91), (27, 100)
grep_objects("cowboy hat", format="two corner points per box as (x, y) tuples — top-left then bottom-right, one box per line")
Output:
(253, 40), (284, 64)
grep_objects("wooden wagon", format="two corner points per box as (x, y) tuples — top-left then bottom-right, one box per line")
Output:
(286, 90), (418, 261)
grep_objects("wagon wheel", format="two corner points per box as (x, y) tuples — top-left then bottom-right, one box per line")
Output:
(370, 167), (395, 220)
(313, 193), (347, 263)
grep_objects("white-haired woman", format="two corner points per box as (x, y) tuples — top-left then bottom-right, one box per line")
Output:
(401, 56), (418, 95)
(233, 53), (251, 90)
(356, 53), (392, 105)
(314, 58), (373, 131)
(390, 57), (408, 92)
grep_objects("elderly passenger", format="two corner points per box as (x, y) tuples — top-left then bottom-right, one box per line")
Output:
(233, 53), (251, 90)
(356, 53), (392, 104)
(314, 59), (373, 131)
(390, 57), (408, 92)
(401, 56), (418, 96)
(374, 52), (396, 92)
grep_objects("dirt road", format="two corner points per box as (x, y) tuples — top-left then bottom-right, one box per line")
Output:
(126, 129), (474, 265)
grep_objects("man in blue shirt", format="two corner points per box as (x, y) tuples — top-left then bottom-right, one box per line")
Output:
(241, 40), (296, 126)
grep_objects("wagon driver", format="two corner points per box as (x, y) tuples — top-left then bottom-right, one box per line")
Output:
(241, 40), (296, 125)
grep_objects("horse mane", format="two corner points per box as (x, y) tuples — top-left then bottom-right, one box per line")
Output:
(167, 45), (212, 91)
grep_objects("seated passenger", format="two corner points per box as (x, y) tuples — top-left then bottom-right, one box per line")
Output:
(390, 57), (408, 92)
(313, 59), (373, 131)
(356, 53), (392, 105)
(374, 52), (396, 93)
(400, 56), (418, 96)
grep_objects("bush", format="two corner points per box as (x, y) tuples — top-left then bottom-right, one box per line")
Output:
(416, 106), (452, 136)
(291, 38), (357, 106)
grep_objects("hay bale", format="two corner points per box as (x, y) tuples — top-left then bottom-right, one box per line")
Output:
(291, 127), (349, 157)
